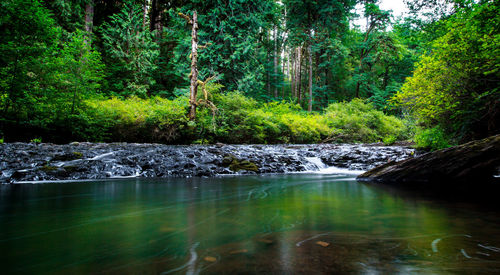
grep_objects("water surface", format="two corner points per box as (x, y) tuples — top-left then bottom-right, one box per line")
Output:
(1, 174), (499, 274)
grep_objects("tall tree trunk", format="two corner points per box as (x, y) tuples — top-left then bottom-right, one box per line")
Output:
(273, 26), (278, 98)
(291, 49), (295, 98)
(151, 0), (162, 39)
(382, 66), (389, 90)
(142, 0), (148, 30)
(188, 11), (199, 121)
(282, 47), (286, 99)
(84, 0), (94, 45)
(297, 46), (302, 104)
(308, 44), (313, 112)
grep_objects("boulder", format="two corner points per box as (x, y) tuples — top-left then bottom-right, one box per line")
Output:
(357, 135), (500, 190)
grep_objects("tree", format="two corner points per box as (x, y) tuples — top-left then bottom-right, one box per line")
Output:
(101, 2), (159, 97)
(353, 1), (390, 98)
(394, 1), (500, 141)
(178, 11), (200, 121)
(0, 0), (59, 117)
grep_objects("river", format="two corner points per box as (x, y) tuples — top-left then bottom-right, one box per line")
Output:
(1, 173), (499, 274)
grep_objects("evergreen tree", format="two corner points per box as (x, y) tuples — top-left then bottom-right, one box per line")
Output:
(101, 1), (159, 97)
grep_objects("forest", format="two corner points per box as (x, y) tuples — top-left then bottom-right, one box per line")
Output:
(1, 0), (498, 149)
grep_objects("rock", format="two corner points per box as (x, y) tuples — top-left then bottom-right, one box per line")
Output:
(222, 154), (259, 172)
(0, 143), (415, 183)
(357, 135), (500, 190)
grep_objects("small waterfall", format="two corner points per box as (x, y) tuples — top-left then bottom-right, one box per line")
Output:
(305, 156), (365, 175)
(304, 157), (327, 170)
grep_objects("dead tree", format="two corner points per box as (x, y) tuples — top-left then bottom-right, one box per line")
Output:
(179, 11), (199, 120)
(179, 12), (216, 121)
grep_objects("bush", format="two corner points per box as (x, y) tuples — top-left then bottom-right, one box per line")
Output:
(414, 126), (452, 151)
(323, 99), (408, 143)
(80, 96), (189, 142)
(3, 85), (410, 144)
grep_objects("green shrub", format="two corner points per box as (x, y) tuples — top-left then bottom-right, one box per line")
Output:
(21, 87), (409, 144)
(414, 126), (452, 150)
(80, 96), (189, 142)
(30, 137), (42, 143)
(323, 99), (407, 143)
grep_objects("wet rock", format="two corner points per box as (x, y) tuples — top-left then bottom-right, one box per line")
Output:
(0, 143), (415, 183)
(357, 135), (500, 189)
(222, 154), (259, 172)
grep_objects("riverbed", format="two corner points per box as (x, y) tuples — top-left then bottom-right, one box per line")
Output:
(1, 174), (499, 274)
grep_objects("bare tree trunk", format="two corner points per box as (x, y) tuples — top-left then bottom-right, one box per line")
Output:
(291, 49), (295, 98)
(142, 0), (148, 30)
(188, 11), (199, 121)
(273, 26), (278, 98)
(298, 46), (302, 104)
(308, 45), (313, 112)
(282, 47), (286, 99)
(84, 0), (94, 45)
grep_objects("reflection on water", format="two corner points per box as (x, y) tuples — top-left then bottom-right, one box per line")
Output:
(1, 174), (499, 274)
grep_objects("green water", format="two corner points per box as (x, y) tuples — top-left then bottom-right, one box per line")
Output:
(1, 174), (499, 274)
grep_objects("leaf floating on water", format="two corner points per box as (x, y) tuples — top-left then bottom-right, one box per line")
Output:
(229, 249), (248, 254)
(316, 241), (330, 247)
(204, 256), (217, 262)
(258, 239), (273, 244)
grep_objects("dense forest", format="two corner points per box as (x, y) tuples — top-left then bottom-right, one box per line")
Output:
(1, 0), (498, 148)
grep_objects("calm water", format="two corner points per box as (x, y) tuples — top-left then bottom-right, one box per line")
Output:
(1, 174), (499, 274)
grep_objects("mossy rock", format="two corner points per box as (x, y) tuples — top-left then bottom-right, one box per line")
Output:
(222, 154), (259, 172)
(39, 165), (59, 172)
(62, 165), (79, 173)
(52, 152), (84, 161)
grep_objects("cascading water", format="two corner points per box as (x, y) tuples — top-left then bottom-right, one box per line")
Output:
(304, 156), (366, 175)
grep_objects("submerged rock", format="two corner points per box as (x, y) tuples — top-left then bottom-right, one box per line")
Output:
(0, 143), (415, 183)
(357, 135), (500, 189)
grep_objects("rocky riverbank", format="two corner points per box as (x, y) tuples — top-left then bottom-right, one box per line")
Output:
(0, 143), (415, 183)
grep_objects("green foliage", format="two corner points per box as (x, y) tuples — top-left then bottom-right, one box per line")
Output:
(81, 96), (189, 142)
(194, 89), (407, 144)
(324, 99), (409, 143)
(0, 0), (60, 117)
(101, 2), (159, 97)
(30, 137), (42, 144)
(55, 89), (408, 144)
(394, 1), (500, 141)
(414, 126), (451, 150)
(49, 31), (104, 115)
(5, 0), (495, 146)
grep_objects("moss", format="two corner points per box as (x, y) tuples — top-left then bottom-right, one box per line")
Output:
(222, 154), (259, 172)
(52, 152), (84, 161)
(40, 165), (58, 172)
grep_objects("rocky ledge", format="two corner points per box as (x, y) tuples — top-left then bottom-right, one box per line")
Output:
(357, 135), (500, 189)
(0, 143), (414, 183)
